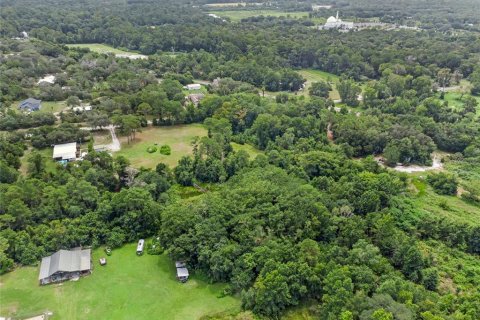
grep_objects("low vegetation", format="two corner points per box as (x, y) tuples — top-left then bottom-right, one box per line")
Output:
(1, 0), (480, 319)
(116, 124), (207, 168)
(0, 243), (239, 319)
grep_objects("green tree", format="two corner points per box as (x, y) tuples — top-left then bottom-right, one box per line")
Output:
(174, 156), (194, 186)
(338, 79), (361, 107)
(436, 68), (451, 92)
(0, 161), (18, 183)
(372, 308), (394, 320)
(422, 267), (439, 291)
(66, 95), (81, 107)
(462, 96), (478, 114)
(27, 151), (45, 178)
(309, 81), (331, 98)
(427, 173), (458, 195)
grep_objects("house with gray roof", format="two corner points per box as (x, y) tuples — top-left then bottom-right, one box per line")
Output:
(38, 249), (92, 285)
(18, 98), (42, 112)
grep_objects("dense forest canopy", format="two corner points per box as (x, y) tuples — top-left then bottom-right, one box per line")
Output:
(1, 0), (480, 319)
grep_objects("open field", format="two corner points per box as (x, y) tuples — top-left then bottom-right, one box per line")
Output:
(231, 142), (263, 159)
(298, 69), (341, 100)
(66, 43), (136, 55)
(263, 69), (341, 100)
(208, 10), (312, 22)
(115, 124), (207, 168)
(440, 92), (480, 116)
(410, 176), (480, 226)
(204, 2), (246, 7)
(19, 147), (58, 176)
(39, 101), (68, 114)
(66, 44), (147, 59)
(8, 100), (67, 115)
(0, 243), (239, 320)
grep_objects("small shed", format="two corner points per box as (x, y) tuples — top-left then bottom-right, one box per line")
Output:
(175, 261), (189, 282)
(136, 239), (145, 255)
(185, 84), (201, 90)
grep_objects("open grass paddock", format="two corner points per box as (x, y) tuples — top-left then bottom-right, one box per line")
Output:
(115, 124), (207, 168)
(209, 10), (311, 21)
(0, 243), (240, 320)
(410, 177), (480, 227)
(66, 44), (140, 56)
(8, 100), (67, 115)
(298, 69), (341, 100)
(440, 92), (480, 116)
(231, 142), (263, 159)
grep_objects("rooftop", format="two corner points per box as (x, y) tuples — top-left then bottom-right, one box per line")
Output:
(52, 142), (77, 160)
(39, 249), (91, 280)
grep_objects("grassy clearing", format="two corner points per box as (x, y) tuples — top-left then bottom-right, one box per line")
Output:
(19, 147), (58, 176)
(209, 10), (312, 22)
(231, 142), (263, 159)
(440, 92), (480, 116)
(66, 43), (139, 55)
(39, 101), (68, 114)
(8, 100), (67, 115)
(91, 130), (112, 146)
(0, 243), (239, 320)
(410, 176), (480, 226)
(115, 124), (207, 168)
(205, 2), (246, 7)
(298, 69), (341, 100)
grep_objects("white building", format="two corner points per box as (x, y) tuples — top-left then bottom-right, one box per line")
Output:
(72, 105), (92, 112)
(52, 142), (78, 161)
(321, 12), (354, 30)
(184, 83), (202, 90)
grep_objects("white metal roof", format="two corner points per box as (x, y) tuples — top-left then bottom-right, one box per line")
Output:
(176, 267), (189, 278)
(185, 84), (201, 90)
(137, 239), (145, 252)
(52, 142), (77, 160)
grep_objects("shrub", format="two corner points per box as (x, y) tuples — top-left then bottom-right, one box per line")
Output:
(160, 144), (171, 155)
(146, 146), (157, 153)
(146, 237), (164, 255)
(427, 172), (458, 195)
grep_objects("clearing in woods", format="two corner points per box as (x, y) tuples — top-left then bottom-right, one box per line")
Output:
(298, 69), (341, 100)
(65, 44), (146, 59)
(115, 124), (207, 168)
(208, 10), (312, 21)
(231, 142), (263, 159)
(0, 243), (240, 320)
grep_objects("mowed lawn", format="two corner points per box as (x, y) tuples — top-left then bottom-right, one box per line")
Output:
(231, 142), (263, 159)
(299, 69), (341, 100)
(0, 243), (240, 320)
(19, 147), (58, 176)
(8, 100), (67, 114)
(209, 10), (311, 21)
(115, 124), (207, 168)
(440, 92), (480, 116)
(66, 43), (138, 55)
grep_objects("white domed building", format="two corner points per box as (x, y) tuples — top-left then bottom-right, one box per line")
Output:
(322, 12), (354, 30)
